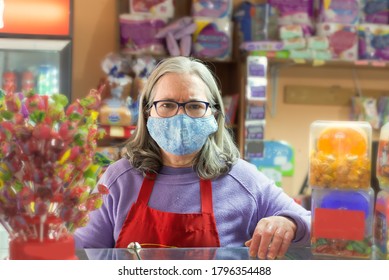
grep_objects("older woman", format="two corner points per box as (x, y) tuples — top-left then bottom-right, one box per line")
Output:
(74, 56), (311, 260)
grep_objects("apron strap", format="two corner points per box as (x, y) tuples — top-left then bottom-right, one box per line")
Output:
(137, 172), (156, 205)
(200, 179), (213, 214)
(138, 173), (214, 214)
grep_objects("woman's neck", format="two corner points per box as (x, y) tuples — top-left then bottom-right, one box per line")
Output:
(161, 150), (197, 168)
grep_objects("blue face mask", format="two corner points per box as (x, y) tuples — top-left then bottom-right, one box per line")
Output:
(147, 114), (218, 155)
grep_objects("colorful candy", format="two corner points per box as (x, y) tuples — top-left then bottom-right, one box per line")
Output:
(0, 89), (110, 243)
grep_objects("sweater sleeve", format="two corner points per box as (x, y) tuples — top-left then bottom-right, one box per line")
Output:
(260, 180), (311, 246)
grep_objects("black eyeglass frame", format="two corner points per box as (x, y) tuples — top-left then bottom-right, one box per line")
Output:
(151, 100), (212, 118)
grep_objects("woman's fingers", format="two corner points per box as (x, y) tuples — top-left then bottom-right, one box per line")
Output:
(245, 216), (297, 260)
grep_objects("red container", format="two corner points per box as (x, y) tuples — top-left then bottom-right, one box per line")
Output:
(9, 235), (77, 260)
(8, 215), (77, 260)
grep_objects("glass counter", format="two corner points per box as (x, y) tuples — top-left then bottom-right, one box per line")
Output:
(77, 245), (379, 260)
(0, 245), (382, 260)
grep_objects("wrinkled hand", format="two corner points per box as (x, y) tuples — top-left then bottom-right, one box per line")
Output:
(245, 216), (296, 260)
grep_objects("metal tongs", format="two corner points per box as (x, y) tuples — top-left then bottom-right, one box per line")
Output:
(127, 242), (142, 260)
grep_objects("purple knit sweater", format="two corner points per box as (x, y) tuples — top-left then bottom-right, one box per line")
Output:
(74, 158), (311, 248)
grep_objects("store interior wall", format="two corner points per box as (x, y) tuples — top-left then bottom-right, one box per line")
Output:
(72, 0), (116, 101)
(71, 0), (389, 196)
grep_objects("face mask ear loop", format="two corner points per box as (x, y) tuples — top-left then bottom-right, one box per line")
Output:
(143, 109), (150, 119)
(212, 104), (223, 119)
(144, 102), (153, 119)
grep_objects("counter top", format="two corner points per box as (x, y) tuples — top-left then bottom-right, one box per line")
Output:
(1, 245), (382, 260)
(78, 245), (379, 260)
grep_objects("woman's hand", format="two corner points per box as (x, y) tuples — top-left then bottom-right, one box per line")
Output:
(245, 216), (296, 260)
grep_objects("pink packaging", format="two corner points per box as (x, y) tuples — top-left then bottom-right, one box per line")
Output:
(269, 0), (315, 35)
(155, 16), (193, 39)
(119, 14), (167, 56)
(317, 23), (358, 61)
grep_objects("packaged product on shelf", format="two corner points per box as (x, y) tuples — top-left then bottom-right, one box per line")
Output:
(289, 48), (313, 59)
(234, 2), (279, 42)
(99, 53), (133, 127)
(154, 16), (193, 39)
(129, 0), (174, 19)
(358, 23), (389, 60)
(119, 14), (167, 56)
(269, 0), (315, 36)
(351, 96), (380, 130)
(246, 78), (267, 100)
(192, 17), (233, 61)
(316, 23), (358, 61)
(239, 41), (284, 52)
(282, 37), (306, 50)
(191, 0), (233, 19)
(245, 120), (265, 140)
(279, 24), (304, 40)
(318, 0), (362, 24)
(312, 49), (332, 60)
(247, 55), (268, 78)
(128, 55), (158, 125)
(154, 17), (195, 57)
(306, 36), (329, 50)
(99, 104), (132, 126)
(378, 96), (389, 128)
(179, 35), (192, 57)
(246, 100), (266, 121)
(361, 0), (389, 24)
(246, 56), (267, 101)
(244, 139), (264, 160)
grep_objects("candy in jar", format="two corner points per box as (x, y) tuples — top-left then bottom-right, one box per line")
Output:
(309, 121), (372, 189)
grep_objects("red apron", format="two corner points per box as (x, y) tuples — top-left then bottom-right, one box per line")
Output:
(115, 173), (221, 248)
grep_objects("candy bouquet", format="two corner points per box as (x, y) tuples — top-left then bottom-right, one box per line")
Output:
(0, 89), (109, 259)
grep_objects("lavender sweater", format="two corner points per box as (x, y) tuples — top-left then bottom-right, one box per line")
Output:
(74, 158), (311, 248)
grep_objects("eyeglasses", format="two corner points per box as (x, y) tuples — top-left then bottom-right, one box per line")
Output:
(152, 100), (211, 118)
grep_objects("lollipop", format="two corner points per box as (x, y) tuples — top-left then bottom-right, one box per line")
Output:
(0, 88), (110, 259)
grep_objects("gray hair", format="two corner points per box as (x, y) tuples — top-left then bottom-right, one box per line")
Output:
(124, 56), (240, 179)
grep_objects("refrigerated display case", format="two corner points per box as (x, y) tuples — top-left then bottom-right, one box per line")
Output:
(0, 38), (72, 98)
(0, 0), (72, 99)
